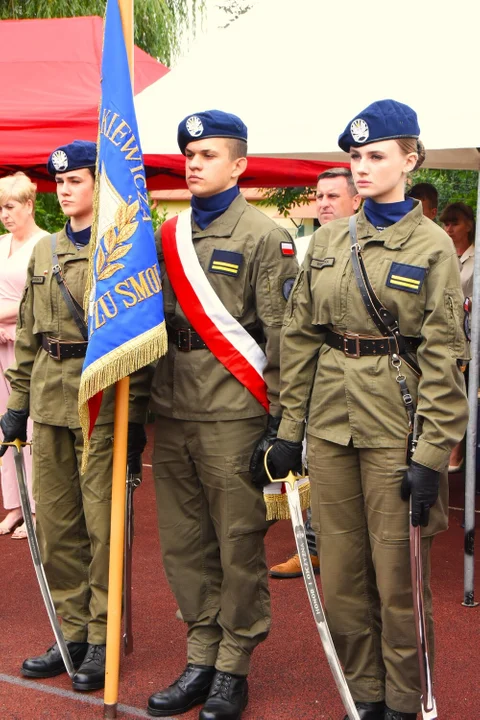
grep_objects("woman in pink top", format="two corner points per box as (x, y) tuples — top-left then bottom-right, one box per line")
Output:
(0, 173), (47, 538)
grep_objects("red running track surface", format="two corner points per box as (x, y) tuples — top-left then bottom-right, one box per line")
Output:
(0, 431), (478, 720)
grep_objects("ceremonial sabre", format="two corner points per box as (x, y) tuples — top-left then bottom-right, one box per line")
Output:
(264, 449), (360, 720)
(409, 505), (437, 720)
(7, 439), (75, 678)
(407, 414), (437, 720)
(123, 468), (142, 655)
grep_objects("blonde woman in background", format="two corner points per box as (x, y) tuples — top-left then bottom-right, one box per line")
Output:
(0, 172), (47, 538)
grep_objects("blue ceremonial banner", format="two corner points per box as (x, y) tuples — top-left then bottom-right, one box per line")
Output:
(79, 0), (166, 461)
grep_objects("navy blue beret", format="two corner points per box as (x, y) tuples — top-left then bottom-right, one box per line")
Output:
(47, 140), (97, 175)
(177, 110), (248, 154)
(338, 99), (420, 153)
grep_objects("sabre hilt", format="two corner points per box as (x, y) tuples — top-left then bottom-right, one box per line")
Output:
(0, 439), (31, 451)
(263, 446), (301, 490)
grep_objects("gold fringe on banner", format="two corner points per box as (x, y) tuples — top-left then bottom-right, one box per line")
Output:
(264, 478), (311, 521)
(79, 321), (167, 473)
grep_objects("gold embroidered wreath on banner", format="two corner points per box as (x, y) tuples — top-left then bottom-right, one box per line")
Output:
(96, 199), (139, 281)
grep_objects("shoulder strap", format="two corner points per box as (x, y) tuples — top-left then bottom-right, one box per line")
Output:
(348, 216), (420, 376)
(51, 233), (88, 341)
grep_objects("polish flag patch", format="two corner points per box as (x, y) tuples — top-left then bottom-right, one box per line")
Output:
(280, 240), (295, 257)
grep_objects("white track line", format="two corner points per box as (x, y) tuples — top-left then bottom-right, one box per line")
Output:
(0, 673), (165, 719)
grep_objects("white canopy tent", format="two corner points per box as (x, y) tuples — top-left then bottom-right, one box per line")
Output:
(136, 0), (480, 170)
(136, 0), (480, 604)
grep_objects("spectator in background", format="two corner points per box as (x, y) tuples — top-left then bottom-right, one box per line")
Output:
(439, 201), (475, 472)
(0, 173), (47, 538)
(294, 167), (361, 264)
(440, 201), (475, 298)
(408, 182), (438, 220)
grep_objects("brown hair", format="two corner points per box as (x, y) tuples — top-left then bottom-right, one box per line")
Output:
(228, 138), (248, 160)
(395, 138), (425, 171)
(0, 172), (37, 207)
(408, 182), (438, 208)
(317, 167), (358, 196)
(439, 202), (475, 245)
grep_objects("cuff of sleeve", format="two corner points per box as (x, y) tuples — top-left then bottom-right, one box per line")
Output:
(413, 439), (449, 472)
(277, 418), (305, 443)
(7, 393), (29, 413)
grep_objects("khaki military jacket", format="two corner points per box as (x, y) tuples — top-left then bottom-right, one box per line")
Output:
(150, 194), (299, 420)
(6, 226), (151, 428)
(278, 201), (469, 471)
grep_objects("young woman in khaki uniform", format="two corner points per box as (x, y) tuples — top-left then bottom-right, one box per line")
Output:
(264, 100), (469, 720)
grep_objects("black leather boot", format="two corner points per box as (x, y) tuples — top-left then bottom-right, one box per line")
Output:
(147, 664), (215, 717)
(199, 671), (248, 720)
(342, 701), (385, 719)
(72, 644), (106, 691)
(21, 641), (88, 678)
(384, 709), (417, 720)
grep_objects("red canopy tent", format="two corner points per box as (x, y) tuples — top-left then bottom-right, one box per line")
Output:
(0, 16), (336, 190)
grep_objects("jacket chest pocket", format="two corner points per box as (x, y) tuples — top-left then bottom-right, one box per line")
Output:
(31, 262), (57, 334)
(63, 259), (88, 304)
(309, 250), (350, 326)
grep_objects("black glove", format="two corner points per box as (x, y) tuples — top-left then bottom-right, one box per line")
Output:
(127, 422), (147, 475)
(249, 415), (282, 488)
(401, 460), (440, 527)
(0, 409), (28, 457)
(267, 438), (303, 481)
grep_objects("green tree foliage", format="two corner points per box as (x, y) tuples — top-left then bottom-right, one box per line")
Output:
(34, 193), (66, 234)
(409, 169), (478, 215)
(0, 0), (202, 66)
(258, 187), (313, 219)
(216, 0), (252, 28)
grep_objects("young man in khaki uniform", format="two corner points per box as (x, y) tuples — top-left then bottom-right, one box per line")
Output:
(147, 110), (298, 720)
(0, 141), (150, 691)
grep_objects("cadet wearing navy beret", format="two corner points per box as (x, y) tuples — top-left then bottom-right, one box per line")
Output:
(147, 111), (299, 720)
(46, 139), (97, 176)
(268, 97), (468, 720)
(3, 137), (150, 693)
(338, 98), (420, 152)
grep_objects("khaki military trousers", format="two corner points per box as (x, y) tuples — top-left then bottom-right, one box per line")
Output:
(153, 416), (271, 676)
(307, 436), (448, 715)
(32, 422), (114, 645)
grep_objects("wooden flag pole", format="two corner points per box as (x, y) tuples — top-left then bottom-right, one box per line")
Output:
(104, 2), (134, 718)
(104, 378), (130, 719)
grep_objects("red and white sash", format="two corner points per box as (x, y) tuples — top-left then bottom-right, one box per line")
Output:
(162, 210), (269, 411)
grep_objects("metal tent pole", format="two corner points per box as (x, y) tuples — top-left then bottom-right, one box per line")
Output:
(463, 166), (480, 607)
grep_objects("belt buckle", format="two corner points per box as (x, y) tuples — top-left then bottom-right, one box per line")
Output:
(48, 337), (62, 360)
(343, 332), (360, 359)
(177, 328), (192, 352)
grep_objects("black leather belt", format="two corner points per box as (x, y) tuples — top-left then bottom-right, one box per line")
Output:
(41, 334), (88, 360)
(325, 329), (420, 359)
(168, 326), (265, 352)
(168, 327), (207, 351)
